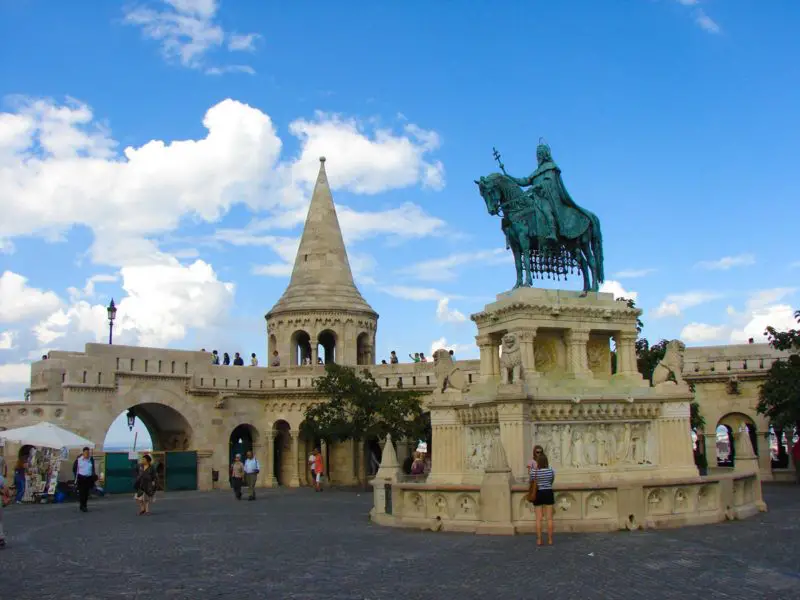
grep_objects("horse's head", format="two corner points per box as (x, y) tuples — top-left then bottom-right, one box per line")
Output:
(474, 173), (505, 216)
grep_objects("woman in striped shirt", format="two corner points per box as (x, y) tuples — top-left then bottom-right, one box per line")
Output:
(530, 452), (555, 546)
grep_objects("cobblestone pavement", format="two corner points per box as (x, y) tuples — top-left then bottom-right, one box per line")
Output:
(1, 484), (798, 600)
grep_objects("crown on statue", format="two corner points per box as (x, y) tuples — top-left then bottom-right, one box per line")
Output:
(536, 137), (552, 161)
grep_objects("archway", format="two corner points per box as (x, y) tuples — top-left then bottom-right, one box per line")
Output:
(291, 330), (312, 365)
(318, 329), (337, 364)
(273, 420), (291, 485)
(102, 403), (195, 493)
(356, 332), (372, 366)
(716, 413), (758, 467)
(229, 424), (258, 465)
(268, 334), (277, 361)
(298, 421), (322, 486)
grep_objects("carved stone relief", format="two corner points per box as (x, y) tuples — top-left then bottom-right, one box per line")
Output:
(587, 337), (611, 377)
(532, 422), (657, 469)
(465, 426), (500, 471)
(534, 338), (558, 373)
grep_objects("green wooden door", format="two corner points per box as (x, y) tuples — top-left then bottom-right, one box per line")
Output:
(104, 452), (137, 494)
(165, 451), (197, 491)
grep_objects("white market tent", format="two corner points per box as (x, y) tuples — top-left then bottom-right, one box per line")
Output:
(0, 422), (95, 450)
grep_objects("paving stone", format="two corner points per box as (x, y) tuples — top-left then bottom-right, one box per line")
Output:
(1, 484), (798, 599)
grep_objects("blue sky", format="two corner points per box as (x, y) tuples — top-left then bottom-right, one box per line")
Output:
(1, 1), (798, 446)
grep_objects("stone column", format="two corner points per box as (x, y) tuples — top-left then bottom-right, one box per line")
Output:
(311, 344), (319, 367)
(756, 431), (773, 481)
(254, 441), (270, 488)
(498, 402), (528, 480)
(516, 328), (538, 378)
(565, 329), (592, 378)
(476, 334), (496, 382)
(702, 432), (717, 468)
(321, 439), (328, 480)
(613, 331), (639, 377)
(264, 431), (277, 487)
(428, 406), (464, 484)
(289, 430), (301, 487)
(196, 449), (214, 491)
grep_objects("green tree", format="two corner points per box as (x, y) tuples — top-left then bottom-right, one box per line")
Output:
(302, 363), (426, 449)
(757, 310), (800, 433)
(614, 298), (668, 382)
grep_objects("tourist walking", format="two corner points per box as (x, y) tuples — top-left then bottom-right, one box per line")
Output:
(244, 451), (260, 501)
(230, 454), (245, 500)
(250, 353), (258, 366)
(72, 447), (98, 513)
(308, 449), (316, 483)
(312, 449), (324, 492)
(530, 451), (555, 546)
(13, 457), (26, 504)
(411, 452), (425, 476)
(134, 455), (157, 516)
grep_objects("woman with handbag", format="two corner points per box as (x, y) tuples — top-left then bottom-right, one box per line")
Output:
(134, 455), (157, 516)
(530, 451), (555, 546)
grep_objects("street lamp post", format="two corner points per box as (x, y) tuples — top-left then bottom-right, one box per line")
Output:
(107, 298), (117, 345)
(126, 408), (136, 431)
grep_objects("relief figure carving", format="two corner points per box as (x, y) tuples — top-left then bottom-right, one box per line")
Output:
(534, 422), (655, 469)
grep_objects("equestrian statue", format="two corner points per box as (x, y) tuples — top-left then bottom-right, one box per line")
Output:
(475, 140), (604, 294)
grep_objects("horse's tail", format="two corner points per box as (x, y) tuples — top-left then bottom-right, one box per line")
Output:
(590, 216), (604, 283)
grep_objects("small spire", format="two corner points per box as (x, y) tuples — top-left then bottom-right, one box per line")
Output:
(319, 156), (326, 163)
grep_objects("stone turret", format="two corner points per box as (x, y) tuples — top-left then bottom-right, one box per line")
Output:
(266, 157), (378, 367)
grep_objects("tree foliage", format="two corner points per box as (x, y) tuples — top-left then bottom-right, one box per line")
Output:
(302, 363), (426, 444)
(757, 309), (800, 430)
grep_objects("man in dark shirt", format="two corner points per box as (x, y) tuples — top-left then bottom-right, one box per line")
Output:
(233, 352), (245, 366)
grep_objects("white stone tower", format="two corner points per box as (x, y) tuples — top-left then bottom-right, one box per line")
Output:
(265, 157), (378, 366)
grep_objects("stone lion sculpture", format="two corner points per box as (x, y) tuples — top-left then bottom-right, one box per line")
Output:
(499, 333), (523, 384)
(651, 340), (686, 386)
(433, 349), (469, 392)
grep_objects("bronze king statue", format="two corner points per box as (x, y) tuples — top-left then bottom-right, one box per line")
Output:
(475, 140), (604, 294)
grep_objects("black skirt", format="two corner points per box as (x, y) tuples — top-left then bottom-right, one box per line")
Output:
(533, 489), (554, 506)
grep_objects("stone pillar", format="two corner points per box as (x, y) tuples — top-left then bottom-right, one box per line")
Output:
(565, 329), (592, 378)
(613, 331), (639, 377)
(320, 439), (328, 480)
(702, 433), (717, 467)
(253, 441), (270, 488)
(428, 407), (464, 484)
(264, 431), (277, 487)
(311, 345), (318, 367)
(498, 402), (528, 480)
(516, 328), (538, 378)
(756, 432), (773, 481)
(196, 449), (214, 491)
(476, 334), (496, 382)
(289, 430), (301, 487)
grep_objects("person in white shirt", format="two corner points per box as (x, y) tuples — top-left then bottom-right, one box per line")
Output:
(243, 451), (260, 501)
(250, 353), (258, 366)
(308, 451), (316, 483)
(72, 447), (97, 513)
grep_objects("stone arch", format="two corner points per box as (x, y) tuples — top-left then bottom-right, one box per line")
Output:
(291, 330), (312, 365)
(356, 331), (372, 365)
(94, 386), (205, 452)
(229, 423), (260, 465)
(716, 412), (758, 466)
(317, 329), (337, 364)
(272, 419), (292, 486)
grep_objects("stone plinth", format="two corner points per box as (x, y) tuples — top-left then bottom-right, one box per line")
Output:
(371, 287), (766, 534)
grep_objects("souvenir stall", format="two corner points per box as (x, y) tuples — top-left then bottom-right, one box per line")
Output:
(0, 422), (95, 503)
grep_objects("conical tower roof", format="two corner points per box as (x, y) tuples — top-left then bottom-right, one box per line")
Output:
(267, 157), (377, 317)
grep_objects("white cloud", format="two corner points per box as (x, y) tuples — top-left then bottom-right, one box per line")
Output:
(399, 249), (508, 282)
(0, 331), (15, 350)
(288, 112), (445, 194)
(0, 271), (62, 323)
(654, 291), (722, 318)
(599, 280), (637, 302)
(123, 0), (258, 72)
(382, 286), (449, 302)
(0, 362), (30, 385)
(744, 287), (795, 311)
(0, 97), (446, 269)
(205, 65), (256, 76)
(436, 298), (467, 323)
(612, 268), (656, 279)
(429, 337), (478, 360)
(227, 33), (259, 52)
(695, 254), (754, 271)
(0, 238), (14, 254)
(730, 304), (798, 344)
(67, 274), (119, 302)
(695, 9), (721, 34)
(680, 323), (729, 343)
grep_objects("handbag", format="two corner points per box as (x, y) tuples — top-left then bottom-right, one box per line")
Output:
(526, 478), (538, 503)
